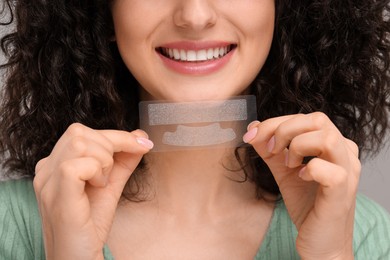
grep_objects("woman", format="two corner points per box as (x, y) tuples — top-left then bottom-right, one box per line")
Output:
(0, 0), (389, 259)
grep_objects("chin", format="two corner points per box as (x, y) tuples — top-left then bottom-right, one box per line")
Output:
(162, 92), (243, 103)
(140, 78), (250, 102)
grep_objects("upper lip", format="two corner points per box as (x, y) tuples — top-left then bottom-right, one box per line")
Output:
(157, 41), (236, 51)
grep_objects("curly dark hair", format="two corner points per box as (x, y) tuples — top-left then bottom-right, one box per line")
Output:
(0, 0), (389, 198)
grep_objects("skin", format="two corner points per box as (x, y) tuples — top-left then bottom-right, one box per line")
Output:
(33, 0), (359, 259)
(111, 0), (275, 101)
(244, 114), (359, 259)
(34, 125), (154, 259)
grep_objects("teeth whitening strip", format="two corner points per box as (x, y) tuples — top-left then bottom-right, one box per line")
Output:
(139, 95), (257, 152)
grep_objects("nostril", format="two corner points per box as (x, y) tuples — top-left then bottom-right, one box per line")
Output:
(173, 2), (217, 30)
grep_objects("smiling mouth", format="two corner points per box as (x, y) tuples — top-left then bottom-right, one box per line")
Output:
(156, 44), (237, 62)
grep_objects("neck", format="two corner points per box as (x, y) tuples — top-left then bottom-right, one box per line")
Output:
(138, 147), (258, 218)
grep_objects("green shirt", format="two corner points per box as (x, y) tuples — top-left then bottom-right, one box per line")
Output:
(0, 178), (389, 259)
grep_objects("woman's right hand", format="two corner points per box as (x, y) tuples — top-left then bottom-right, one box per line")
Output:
(33, 123), (153, 260)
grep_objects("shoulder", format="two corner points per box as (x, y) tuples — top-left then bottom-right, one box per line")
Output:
(257, 195), (390, 259)
(0, 178), (44, 259)
(0, 177), (39, 216)
(0, 177), (35, 199)
(353, 194), (390, 259)
(255, 199), (300, 260)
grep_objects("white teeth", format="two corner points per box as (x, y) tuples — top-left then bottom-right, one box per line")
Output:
(197, 50), (207, 61)
(207, 49), (214, 59)
(168, 48), (173, 59)
(213, 48), (219, 58)
(180, 49), (187, 61)
(219, 47), (224, 57)
(173, 49), (180, 60)
(186, 50), (197, 61)
(162, 46), (232, 61)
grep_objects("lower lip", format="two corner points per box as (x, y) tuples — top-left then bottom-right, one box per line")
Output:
(157, 49), (235, 75)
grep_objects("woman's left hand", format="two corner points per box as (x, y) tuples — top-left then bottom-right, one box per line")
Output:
(244, 112), (360, 260)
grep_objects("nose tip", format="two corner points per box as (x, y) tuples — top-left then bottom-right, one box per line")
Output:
(173, 0), (217, 31)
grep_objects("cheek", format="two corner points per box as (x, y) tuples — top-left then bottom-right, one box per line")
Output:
(111, 2), (167, 80)
(112, 20), (152, 80)
(112, 2), (154, 53)
(231, 1), (275, 41)
(240, 5), (275, 66)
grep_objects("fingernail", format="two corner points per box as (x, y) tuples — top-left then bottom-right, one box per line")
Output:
(267, 136), (275, 153)
(243, 127), (258, 143)
(247, 120), (260, 131)
(136, 137), (154, 149)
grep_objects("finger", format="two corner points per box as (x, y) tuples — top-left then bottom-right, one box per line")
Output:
(346, 141), (362, 179)
(36, 158), (108, 238)
(35, 137), (115, 192)
(243, 115), (297, 159)
(51, 124), (152, 165)
(36, 157), (107, 213)
(286, 129), (350, 168)
(298, 158), (358, 216)
(56, 123), (114, 156)
(35, 157), (48, 173)
(345, 138), (359, 158)
(271, 112), (336, 154)
(55, 157), (108, 196)
(43, 123), (114, 175)
(37, 127), (153, 189)
(34, 157), (49, 192)
(299, 158), (349, 196)
(62, 137), (115, 173)
(98, 129), (154, 154)
(59, 124), (153, 154)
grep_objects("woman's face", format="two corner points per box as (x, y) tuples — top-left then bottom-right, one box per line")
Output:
(111, 0), (275, 102)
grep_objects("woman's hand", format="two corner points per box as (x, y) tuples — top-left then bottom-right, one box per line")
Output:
(244, 112), (360, 260)
(33, 123), (153, 260)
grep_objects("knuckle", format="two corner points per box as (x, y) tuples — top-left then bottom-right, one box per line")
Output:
(66, 123), (85, 137)
(35, 157), (48, 173)
(322, 130), (339, 152)
(352, 158), (362, 177)
(349, 139), (359, 151)
(58, 161), (77, 180)
(34, 158), (49, 192)
(33, 176), (43, 193)
(355, 159), (362, 174)
(346, 139), (360, 156)
(69, 136), (88, 155)
(309, 112), (330, 129)
(106, 141), (115, 155)
(131, 129), (149, 139)
(274, 125), (289, 141)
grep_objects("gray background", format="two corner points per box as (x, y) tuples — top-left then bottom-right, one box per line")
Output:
(359, 139), (390, 212)
(0, 25), (389, 213)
